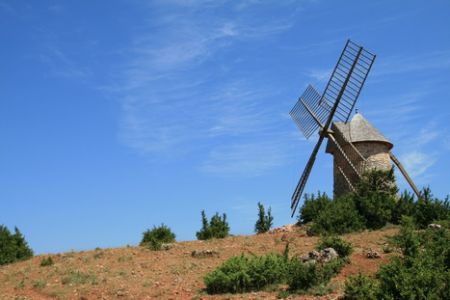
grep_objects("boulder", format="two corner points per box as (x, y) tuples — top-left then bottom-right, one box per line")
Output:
(428, 223), (442, 229)
(320, 247), (339, 262)
(191, 249), (219, 258)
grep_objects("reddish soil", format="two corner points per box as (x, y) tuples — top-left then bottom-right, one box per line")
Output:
(0, 226), (397, 300)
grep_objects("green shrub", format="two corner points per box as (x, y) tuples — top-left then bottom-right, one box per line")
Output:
(342, 273), (378, 300)
(204, 240), (346, 295)
(287, 258), (345, 291)
(414, 187), (450, 229)
(140, 224), (175, 251)
(255, 202), (274, 234)
(351, 216), (450, 299)
(0, 225), (33, 265)
(309, 195), (365, 235)
(354, 169), (397, 229)
(317, 236), (353, 258)
(391, 216), (420, 258)
(196, 210), (230, 240)
(204, 253), (287, 294)
(40, 256), (54, 267)
(376, 256), (448, 299)
(391, 191), (416, 224)
(298, 192), (331, 225)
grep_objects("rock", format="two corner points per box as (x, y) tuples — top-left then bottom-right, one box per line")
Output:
(428, 223), (442, 229)
(191, 249), (219, 258)
(301, 248), (339, 264)
(161, 243), (174, 250)
(116, 290), (126, 297)
(320, 247), (339, 262)
(365, 248), (381, 259)
(270, 224), (296, 234)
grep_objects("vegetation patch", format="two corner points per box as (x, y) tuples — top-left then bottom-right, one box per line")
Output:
(299, 170), (450, 235)
(317, 236), (353, 258)
(141, 224), (176, 251)
(196, 210), (230, 240)
(40, 256), (54, 267)
(204, 239), (348, 295)
(61, 270), (98, 285)
(0, 225), (33, 265)
(343, 216), (450, 299)
(255, 202), (274, 234)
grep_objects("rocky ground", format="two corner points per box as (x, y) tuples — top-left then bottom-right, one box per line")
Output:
(0, 226), (397, 300)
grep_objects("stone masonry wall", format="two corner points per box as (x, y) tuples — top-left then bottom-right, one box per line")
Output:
(333, 142), (392, 197)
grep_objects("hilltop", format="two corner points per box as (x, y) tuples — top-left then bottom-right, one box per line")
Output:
(0, 226), (397, 300)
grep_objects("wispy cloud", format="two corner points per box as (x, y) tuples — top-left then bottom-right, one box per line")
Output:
(305, 68), (331, 83)
(401, 151), (437, 178)
(108, 1), (302, 174)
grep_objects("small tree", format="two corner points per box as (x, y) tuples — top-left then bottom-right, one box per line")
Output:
(196, 210), (230, 240)
(0, 225), (33, 265)
(354, 169), (397, 229)
(254, 202), (274, 234)
(140, 224), (176, 251)
(298, 192), (331, 225)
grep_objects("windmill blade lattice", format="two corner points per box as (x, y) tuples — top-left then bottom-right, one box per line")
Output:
(320, 40), (376, 123)
(290, 85), (330, 139)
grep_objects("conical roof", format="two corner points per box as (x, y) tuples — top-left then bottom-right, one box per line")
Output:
(326, 113), (393, 153)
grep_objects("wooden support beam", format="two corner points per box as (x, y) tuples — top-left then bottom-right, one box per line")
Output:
(389, 151), (421, 198)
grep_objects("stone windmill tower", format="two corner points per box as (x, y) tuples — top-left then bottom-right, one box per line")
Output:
(289, 40), (420, 216)
(325, 113), (393, 197)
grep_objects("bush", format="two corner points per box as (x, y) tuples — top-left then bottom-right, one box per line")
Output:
(391, 191), (416, 224)
(354, 169), (397, 229)
(391, 216), (420, 257)
(309, 195), (365, 235)
(204, 253), (288, 294)
(287, 258), (345, 291)
(342, 273), (378, 300)
(0, 225), (33, 265)
(204, 241), (346, 295)
(414, 187), (450, 228)
(255, 202), (274, 234)
(140, 224), (176, 251)
(196, 210), (230, 240)
(347, 216), (450, 299)
(317, 236), (353, 258)
(40, 256), (54, 267)
(298, 192), (331, 225)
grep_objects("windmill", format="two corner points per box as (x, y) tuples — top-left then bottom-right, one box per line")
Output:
(289, 40), (420, 217)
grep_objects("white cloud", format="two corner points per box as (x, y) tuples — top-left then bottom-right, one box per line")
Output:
(401, 151), (437, 178)
(108, 1), (301, 175)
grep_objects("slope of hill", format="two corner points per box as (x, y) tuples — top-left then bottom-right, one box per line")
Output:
(0, 226), (397, 300)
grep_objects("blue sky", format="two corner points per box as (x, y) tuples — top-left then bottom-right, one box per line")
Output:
(1, 0), (450, 254)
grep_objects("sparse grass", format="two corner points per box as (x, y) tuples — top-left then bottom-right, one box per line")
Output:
(61, 270), (97, 285)
(117, 255), (133, 263)
(93, 251), (104, 259)
(32, 279), (47, 289)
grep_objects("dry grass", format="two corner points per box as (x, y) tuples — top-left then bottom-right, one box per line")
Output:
(0, 226), (397, 300)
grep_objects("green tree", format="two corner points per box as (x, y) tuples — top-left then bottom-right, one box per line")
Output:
(298, 192), (331, 225)
(354, 169), (397, 229)
(196, 210), (230, 240)
(254, 202), (274, 234)
(415, 187), (450, 228)
(0, 225), (33, 265)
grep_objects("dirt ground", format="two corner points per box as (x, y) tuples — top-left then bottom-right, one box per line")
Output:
(0, 226), (397, 300)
